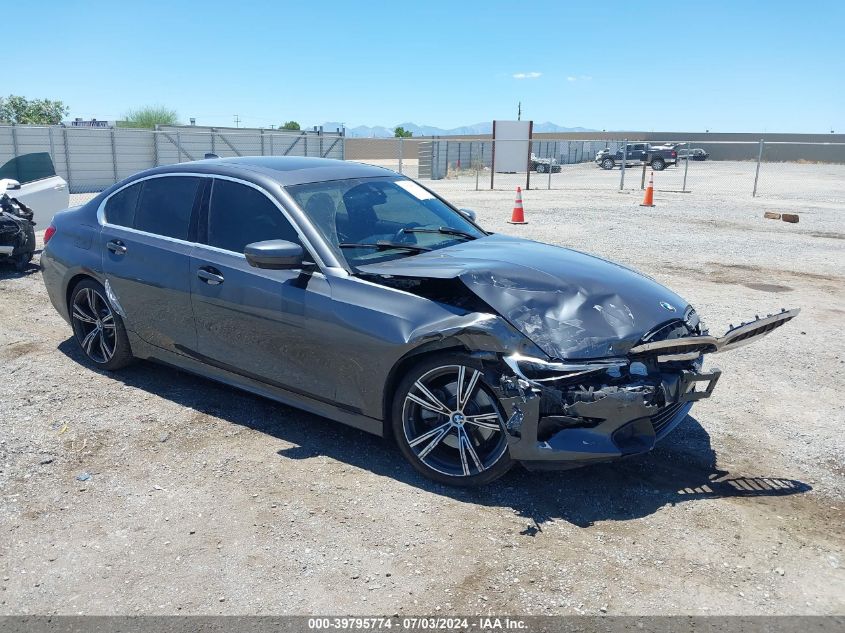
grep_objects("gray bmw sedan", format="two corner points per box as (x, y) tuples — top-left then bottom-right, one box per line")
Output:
(41, 157), (798, 486)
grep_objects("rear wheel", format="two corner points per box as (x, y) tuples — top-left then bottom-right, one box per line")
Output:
(392, 354), (513, 487)
(601, 157), (615, 170)
(651, 157), (666, 171)
(69, 279), (134, 370)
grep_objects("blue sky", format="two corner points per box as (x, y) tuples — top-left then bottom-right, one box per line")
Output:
(10, 1), (844, 132)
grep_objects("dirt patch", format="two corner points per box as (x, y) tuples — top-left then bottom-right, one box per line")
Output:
(0, 340), (43, 360)
(711, 263), (840, 284)
(743, 283), (794, 293)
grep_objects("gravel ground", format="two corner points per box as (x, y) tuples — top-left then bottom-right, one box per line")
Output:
(1, 161), (843, 616)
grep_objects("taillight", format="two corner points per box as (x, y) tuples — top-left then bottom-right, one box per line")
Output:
(671, 151), (677, 157)
(44, 225), (56, 244)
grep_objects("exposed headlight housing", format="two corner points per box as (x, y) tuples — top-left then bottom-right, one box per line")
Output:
(504, 354), (628, 385)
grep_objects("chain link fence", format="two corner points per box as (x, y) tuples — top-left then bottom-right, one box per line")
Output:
(350, 137), (845, 202)
(0, 125), (345, 193)
(3, 125), (843, 204)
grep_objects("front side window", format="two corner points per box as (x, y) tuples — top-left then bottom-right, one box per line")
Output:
(206, 179), (301, 254)
(133, 176), (201, 240)
(286, 177), (485, 268)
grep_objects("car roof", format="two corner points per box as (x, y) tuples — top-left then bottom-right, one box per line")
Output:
(151, 156), (398, 187)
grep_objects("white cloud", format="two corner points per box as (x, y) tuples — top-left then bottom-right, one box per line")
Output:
(513, 71), (542, 80)
(566, 76), (577, 82)
(567, 75), (593, 82)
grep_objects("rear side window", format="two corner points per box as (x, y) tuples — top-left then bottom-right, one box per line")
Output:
(0, 152), (58, 184)
(104, 183), (141, 227)
(134, 176), (201, 240)
(206, 179), (300, 254)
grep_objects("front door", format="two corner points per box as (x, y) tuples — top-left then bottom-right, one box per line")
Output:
(99, 175), (202, 355)
(189, 178), (335, 403)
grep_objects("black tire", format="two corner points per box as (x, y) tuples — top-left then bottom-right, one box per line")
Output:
(651, 157), (666, 171)
(391, 353), (513, 487)
(13, 251), (33, 272)
(69, 279), (134, 371)
(11, 224), (35, 271)
(601, 157), (615, 170)
(536, 163), (546, 173)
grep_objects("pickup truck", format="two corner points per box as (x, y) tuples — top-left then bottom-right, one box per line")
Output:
(595, 143), (679, 171)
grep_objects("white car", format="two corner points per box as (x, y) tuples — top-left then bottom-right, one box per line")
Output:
(0, 152), (69, 227)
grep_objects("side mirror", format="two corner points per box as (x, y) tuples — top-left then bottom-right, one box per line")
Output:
(458, 208), (477, 222)
(244, 239), (304, 270)
(0, 178), (21, 194)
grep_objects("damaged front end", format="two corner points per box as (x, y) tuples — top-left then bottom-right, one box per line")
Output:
(489, 308), (799, 470)
(0, 194), (36, 270)
(355, 234), (799, 469)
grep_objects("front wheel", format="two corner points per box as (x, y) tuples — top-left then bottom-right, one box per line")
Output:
(536, 163), (546, 173)
(392, 354), (513, 487)
(601, 157), (615, 170)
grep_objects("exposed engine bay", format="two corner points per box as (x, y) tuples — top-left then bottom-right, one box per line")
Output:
(0, 192), (36, 271)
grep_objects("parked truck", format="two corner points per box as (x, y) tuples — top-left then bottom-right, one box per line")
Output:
(595, 143), (679, 171)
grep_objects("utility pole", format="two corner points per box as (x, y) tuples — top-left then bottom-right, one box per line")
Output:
(233, 114), (240, 128)
(517, 102), (522, 121)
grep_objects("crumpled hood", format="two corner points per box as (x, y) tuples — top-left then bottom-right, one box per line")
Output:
(357, 234), (689, 360)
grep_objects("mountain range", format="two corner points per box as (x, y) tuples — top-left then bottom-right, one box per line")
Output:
(321, 121), (592, 137)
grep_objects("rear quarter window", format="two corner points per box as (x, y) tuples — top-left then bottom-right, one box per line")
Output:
(104, 182), (141, 227)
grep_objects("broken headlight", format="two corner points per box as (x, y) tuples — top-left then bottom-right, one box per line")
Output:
(504, 354), (627, 385)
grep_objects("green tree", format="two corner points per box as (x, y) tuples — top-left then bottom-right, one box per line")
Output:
(0, 95), (68, 124)
(118, 106), (179, 129)
(394, 126), (413, 138)
(281, 121), (301, 130)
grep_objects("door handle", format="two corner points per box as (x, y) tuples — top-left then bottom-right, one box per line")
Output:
(106, 240), (127, 255)
(197, 267), (224, 285)
(53, 183), (66, 190)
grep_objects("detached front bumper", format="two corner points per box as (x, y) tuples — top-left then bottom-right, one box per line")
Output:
(494, 358), (721, 471)
(491, 309), (797, 470)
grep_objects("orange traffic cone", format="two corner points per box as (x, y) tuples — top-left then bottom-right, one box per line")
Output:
(640, 171), (655, 207)
(508, 186), (528, 224)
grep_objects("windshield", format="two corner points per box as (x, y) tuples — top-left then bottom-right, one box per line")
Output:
(286, 176), (486, 268)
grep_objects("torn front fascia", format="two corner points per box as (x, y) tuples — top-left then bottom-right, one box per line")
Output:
(494, 352), (721, 463)
(493, 373), (540, 441)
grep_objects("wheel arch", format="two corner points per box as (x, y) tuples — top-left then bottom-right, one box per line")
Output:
(65, 272), (100, 312)
(380, 339), (472, 440)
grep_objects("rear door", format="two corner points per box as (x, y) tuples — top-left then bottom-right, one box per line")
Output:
(100, 174), (203, 355)
(629, 143), (647, 162)
(190, 177), (336, 402)
(0, 153), (68, 227)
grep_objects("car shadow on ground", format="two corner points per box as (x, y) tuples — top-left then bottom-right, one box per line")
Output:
(58, 340), (811, 528)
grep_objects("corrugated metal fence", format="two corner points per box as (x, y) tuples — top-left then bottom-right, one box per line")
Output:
(0, 125), (345, 193)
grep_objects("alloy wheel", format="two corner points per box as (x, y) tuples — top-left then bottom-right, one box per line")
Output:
(72, 287), (117, 364)
(402, 364), (507, 478)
